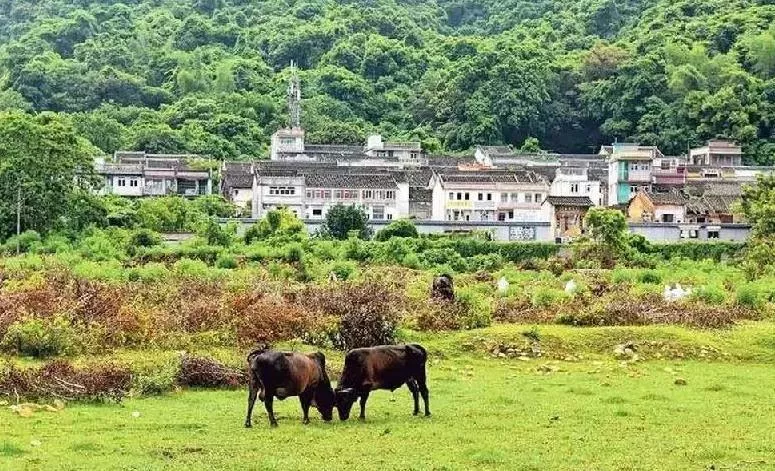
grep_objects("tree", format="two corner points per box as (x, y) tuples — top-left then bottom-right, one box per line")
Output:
(0, 111), (101, 239)
(518, 137), (541, 153)
(320, 204), (372, 240)
(244, 208), (305, 243)
(739, 175), (775, 277)
(375, 219), (419, 241)
(583, 207), (630, 263)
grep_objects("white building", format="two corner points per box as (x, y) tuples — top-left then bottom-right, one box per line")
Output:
(430, 170), (550, 223)
(606, 143), (662, 205)
(549, 167), (604, 206)
(95, 152), (213, 197)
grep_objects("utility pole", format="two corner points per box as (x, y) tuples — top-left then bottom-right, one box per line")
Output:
(16, 182), (21, 255)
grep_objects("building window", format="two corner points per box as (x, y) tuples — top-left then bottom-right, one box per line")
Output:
(680, 229), (699, 239)
(372, 206), (385, 220)
(508, 210), (514, 219)
(129, 179), (138, 187)
(334, 190), (343, 199)
(570, 183), (579, 194)
(708, 230), (720, 239)
(661, 160), (671, 170)
(117, 178), (126, 187)
(511, 193), (519, 202)
(498, 213), (506, 221)
(363, 190), (373, 199)
(449, 192), (454, 200)
(280, 137), (295, 146)
(456, 192), (462, 200)
(387, 213), (393, 220)
(585, 185), (592, 193)
(234, 190), (240, 196)
(464, 193), (470, 200)
(312, 209), (322, 217)
(478, 193), (483, 201)
(525, 194), (533, 203)
(661, 214), (674, 223)
(306, 190), (312, 199)
(534, 193), (542, 203)
(385, 190), (395, 200)
(487, 193), (492, 201)
(501, 193), (508, 203)
(269, 186), (295, 196)
(410, 152), (419, 159)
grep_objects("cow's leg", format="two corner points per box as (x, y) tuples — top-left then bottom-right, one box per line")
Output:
(358, 391), (370, 421)
(416, 370), (431, 416)
(407, 379), (420, 416)
(245, 375), (259, 428)
(299, 389), (313, 425)
(264, 390), (278, 427)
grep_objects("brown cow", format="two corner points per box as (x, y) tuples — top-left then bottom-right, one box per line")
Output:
(334, 344), (430, 421)
(244, 349), (334, 428)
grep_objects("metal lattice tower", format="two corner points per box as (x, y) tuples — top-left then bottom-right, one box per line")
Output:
(287, 60), (301, 128)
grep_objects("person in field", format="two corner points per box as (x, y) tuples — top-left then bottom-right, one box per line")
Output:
(334, 344), (430, 421)
(244, 348), (334, 428)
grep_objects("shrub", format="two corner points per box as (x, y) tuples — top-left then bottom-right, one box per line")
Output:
(132, 366), (179, 396)
(131, 262), (170, 282)
(638, 270), (662, 284)
(375, 220), (419, 241)
(128, 229), (161, 252)
(328, 260), (357, 281)
(531, 288), (567, 309)
(200, 219), (232, 247)
(284, 244), (305, 263)
(320, 204), (372, 240)
(1, 315), (79, 357)
(232, 293), (315, 346)
(735, 285), (763, 309)
(172, 258), (211, 278)
(1, 230), (42, 254)
(692, 285), (727, 305)
(216, 254), (238, 269)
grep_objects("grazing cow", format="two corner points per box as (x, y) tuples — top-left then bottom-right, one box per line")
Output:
(244, 349), (334, 428)
(334, 344), (430, 421)
(431, 274), (454, 301)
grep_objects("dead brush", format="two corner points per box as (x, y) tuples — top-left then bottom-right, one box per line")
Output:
(0, 360), (131, 402)
(177, 354), (246, 388)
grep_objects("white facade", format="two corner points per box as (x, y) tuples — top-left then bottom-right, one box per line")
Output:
(430, 175), (551, 223)
(654, 205), (686, 223)
(550, 168), (603, 206)
(270, 128), (306, 160)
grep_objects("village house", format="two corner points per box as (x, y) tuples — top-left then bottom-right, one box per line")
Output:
(549, 167), (605, 206)
(95, 151), (213, 197)
(606, 143), (662, 205)
(627, 189), (687, 223)
(220, 161), (254, 213)
(689, 139), (743, 167)
(430, 170), (550, 223)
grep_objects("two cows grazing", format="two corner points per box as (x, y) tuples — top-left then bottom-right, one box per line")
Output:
(245, 344), (430, 427)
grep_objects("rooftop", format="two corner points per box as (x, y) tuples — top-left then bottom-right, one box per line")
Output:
(544, 196), (594, 207)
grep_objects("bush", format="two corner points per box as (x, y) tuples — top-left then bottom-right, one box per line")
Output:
(692, 285), (727, 305)
(375, 220), (419, 241)
(531, 287), (567, 309)
(128, 229), (161, 251)
(735, 285), (763, 309)
(328, 260), (357, 281)
(132, 366), (179, 396)
(131, 262), (170, 282)
(172, 258), (211, 278)
(0, 360), (131, 402)
(1, 315), (79, 357)
(1, 230), (42, 254)
(638, 270), (662, 284)
(216, 254), (238, 269)
(177, 355), (245, 388)
(320, 204), (372, 240)
(200, 219), (232, 247)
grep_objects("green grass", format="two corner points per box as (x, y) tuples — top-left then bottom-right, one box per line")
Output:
(2, 356), (775, 470)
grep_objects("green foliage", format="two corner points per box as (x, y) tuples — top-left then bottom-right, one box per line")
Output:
(128, 229), (161, 251)
(199, 219), (232, 247)
(215, 254), (238, 269)
(740, 176), (775, 277)
(374, 219), (419, 241)
(585, 208), (629, 255)
(736, 285), (763, 310)
(244, 209), (305, 244)
(692, 285), (728, 305)
(1, 315), (79, 357)
(1, 230), (42, 255)
(320, 204), (371, 240)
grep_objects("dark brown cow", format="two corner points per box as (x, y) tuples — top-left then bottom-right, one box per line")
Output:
(334, 344), (430, 421)
(244, 349), (334, 428)
(431, 274), (454, 301)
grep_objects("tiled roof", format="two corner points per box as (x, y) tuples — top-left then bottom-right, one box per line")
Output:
(544, 196), (594, 207)
(439, 170), (546, 185)
(409, 188), (433, 203)
(404, 169), (433, 187)
(646, 189), (687, 206)
(305, 173), (398, 189)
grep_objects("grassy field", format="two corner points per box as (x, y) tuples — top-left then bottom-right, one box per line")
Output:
(3, 348), (775, 470)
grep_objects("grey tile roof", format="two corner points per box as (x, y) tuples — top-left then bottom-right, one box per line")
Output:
(545, 196), (594, 207)
(439, 170), (546, 185)
(646, 189), (687, 206)
(305, 173), (398, 189)
(409, 188), (433, 203)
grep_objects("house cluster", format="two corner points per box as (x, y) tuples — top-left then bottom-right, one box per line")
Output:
(93, 74), (773, 242)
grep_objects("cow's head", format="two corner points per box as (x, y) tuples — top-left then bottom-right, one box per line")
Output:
(315, 385), (335, 422)
(334, 388), (357, 421)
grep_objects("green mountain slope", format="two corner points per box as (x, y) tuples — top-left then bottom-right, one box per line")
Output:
(0, 0), (773, 163)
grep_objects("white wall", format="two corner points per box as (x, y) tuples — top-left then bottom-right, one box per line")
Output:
(109, 175), (144, 196)
(230, 188), (253, 209)
(654, 205), (686, 223)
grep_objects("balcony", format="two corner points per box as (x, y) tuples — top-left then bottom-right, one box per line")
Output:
(626, 170), (652, 182)
(652, 168), (687, 185)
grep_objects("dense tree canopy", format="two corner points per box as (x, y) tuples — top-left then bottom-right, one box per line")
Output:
(1, 0), (774, 163)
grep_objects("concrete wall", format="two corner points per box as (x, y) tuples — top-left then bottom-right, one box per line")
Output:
(628, 223), (750, 242)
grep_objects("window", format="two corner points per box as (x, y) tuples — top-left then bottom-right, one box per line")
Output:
(410, 152), (419, 159)
(363, 190), (373, 199)
(478, 193), (483, 201)
(570, 183), (579, 194)
(387, 214), (393, 220)
(487, 193), (492, 201)
(501, 193), (508, 203)
(385, 190), (395, 200)
(372, 206), (385, 220)
(661, 160), (671, 170)
(661, 214), (674, 223)
(456, 192), (462, 200)
(508, 211), (514, 219)
(129, 179), (138, 187)
(585, 185), (592, 193)
(680, 229), (699, 239)
(306, 190), (313, 199)
(708, 230), (720, 239)
(280, 137), (295, 146)
(312, 209), (322, 217)
(534, 193), (542, 203)
(269, 186), (295, 195)
(498, 213), (506, 221)
(449, 192), (454, 200)
(464, 193), (470, 200)
(525, 194), (533, 203)
(117, 178), (126, 187)
(630, 186), (638, 194)
(234, 190), (240, 196)
(334, 190), (343, 199)
(510, 193), (519, 202)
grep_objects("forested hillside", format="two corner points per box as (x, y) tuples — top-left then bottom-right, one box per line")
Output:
(1, 0), (774, 163)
